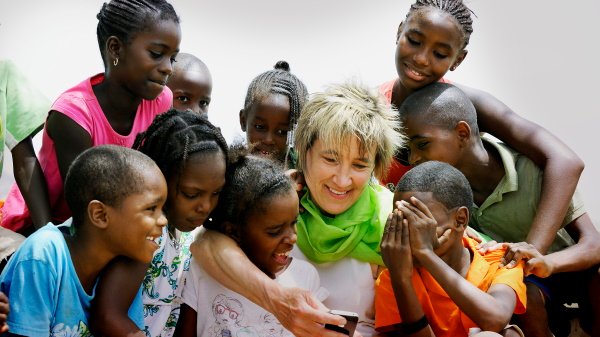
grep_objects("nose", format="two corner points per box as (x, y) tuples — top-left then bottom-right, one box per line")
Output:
(284, 226), (297, 245)
(332, 165), (352, 188)
(262, 131), (275, 145)
(159, 57), (174, 76)
(409, 150), (421, 166)
(196, 195), (212, 214)
(157, 210), (168, 228)
(413, 48), (429, 67)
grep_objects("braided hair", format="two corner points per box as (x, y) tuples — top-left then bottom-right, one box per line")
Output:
(242, 61), (308, 150)
(133, 109), (228, 185)
(96, 0), (180, 62)
(205, 144), (294, 235)
(406, 0), (474, 48)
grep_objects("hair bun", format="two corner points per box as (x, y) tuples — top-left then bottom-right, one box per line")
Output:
(274, 60), (290, 72)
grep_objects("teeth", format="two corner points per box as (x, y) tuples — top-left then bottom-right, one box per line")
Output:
(409, 68), (424, 77)
(329, 187), (347, 195)
(275, 251), (290, 257)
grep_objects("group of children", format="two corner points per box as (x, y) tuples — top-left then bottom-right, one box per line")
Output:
(0, 0), (598, 336)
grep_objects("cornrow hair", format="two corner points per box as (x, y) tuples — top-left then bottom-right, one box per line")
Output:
(243, 60), (308, 151)
(205, 144), (294, 235)
(96, 0), (179, 62)
(133, 108), (228, 184)
(406, 0), (474, 48)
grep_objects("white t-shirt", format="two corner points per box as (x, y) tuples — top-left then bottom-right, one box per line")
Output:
(181, 257), (327, 337)
(292, 246), (376, 337)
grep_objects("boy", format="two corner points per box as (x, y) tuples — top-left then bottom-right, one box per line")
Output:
(167, 52), (212, 115)
(398, 82), (600, 336)
(0, 145), (167, 336)
(375, 161), (527, 336)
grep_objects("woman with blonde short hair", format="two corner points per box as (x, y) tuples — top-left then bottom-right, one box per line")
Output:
(192, 82), (404, 337)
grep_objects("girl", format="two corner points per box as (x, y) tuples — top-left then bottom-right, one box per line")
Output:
(90, 109), (229, 337)
(239, 61), (308, 168)
(175, 147), (326, 337)
(381, 0), (582, 258)
(0, 0), (181, 235)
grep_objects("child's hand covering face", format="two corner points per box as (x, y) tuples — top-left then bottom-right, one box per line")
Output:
(397, 198), (441, 254)
(381, 209), (413, 277)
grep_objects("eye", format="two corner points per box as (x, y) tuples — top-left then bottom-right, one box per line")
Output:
(276, 129), (289, 136)
(149, 51), (162, 59)
(176, 95), (190, 103)
(353, 163), (369, 170)
(406, 36), (420, 46)
(267, 226), (284, 237)
(416, 141), (429, 150)
(433, 51), (449, 59)
(199, 99), (210, 107)
(254, 124), (266, 130)
(182, 191), (199, 199)
(322, 156), (337, 164)
(146, 205), (158, 212)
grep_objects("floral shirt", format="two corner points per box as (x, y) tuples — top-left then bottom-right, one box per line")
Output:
(142, 225), (199, 337)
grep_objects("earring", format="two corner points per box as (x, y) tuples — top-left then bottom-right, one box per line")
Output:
(113, 58), (119, 67)
(450, 65), (457, 71)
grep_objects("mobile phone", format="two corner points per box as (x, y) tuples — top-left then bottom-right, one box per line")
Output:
(325, 310), (359, 337)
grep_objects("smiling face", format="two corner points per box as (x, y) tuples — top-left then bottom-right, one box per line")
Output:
(108, 166), (168, 263)
(404, 115), (462, 167)
(113, 19), (181, 100)
(169, 66), (212, 114)
(166, 150), (226, 233)
(304, 137), (375, 216)
(396, 7), (466, 91)
(239, 188), (298, 279)
(240, 93), (291, 161)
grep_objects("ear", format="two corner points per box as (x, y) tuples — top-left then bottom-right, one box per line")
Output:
(450, 50), (468, 71)
(455, 121), (472, 146)
(239, 109), (247, 132)
(106, 36), (124, 65)
(453, 206), (469, 231)
(224, 221), (241, 244)
(87, 200), (110, 230)
(396, 22), (404, 43)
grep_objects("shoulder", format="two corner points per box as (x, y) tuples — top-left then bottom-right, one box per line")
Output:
(12, 224), (67, 261)
(378, 79), (396, 103)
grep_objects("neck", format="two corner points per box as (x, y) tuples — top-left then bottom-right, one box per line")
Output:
(65, 229), (115, 294)
(391, 79), (415, 108)
(93, 75), (142, 118)
(455, 138), (505, 206)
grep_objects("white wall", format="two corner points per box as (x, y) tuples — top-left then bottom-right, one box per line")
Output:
(1, 0), (598, 216)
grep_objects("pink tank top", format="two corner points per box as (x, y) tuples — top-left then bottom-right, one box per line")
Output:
(1, 73), (173, 233)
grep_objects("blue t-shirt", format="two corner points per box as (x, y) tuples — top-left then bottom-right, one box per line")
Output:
(0, 221), (144, 336)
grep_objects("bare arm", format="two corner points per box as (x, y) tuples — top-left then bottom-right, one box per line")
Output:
(45, 110), (93, 183)
(173, 304), (197, 337)
(457, 84), (584, 254)
(11, 136), (52, 229)
(190, 229), (346, 337)
(502, 214), (600, 277)
(89, 257), (147, 337)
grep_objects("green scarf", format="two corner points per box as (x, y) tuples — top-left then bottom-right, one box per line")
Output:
(296, 183), (393, 266)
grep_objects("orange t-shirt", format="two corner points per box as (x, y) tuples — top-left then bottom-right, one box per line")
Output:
(375, 237), (527, 337)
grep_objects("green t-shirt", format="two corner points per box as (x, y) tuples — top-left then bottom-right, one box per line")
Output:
(469, 137), (584, 253)
(0, 60), (49, 175)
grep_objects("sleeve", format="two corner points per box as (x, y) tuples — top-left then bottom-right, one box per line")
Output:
(562, 189), (586, 227)
(3, 60), (50, 149)
(3, 259), (57, 337)
(180, 258), (200, 311)
(374, 269), (403, 331)
(128, 286), (146, 330)
(490, 263), (527, 314)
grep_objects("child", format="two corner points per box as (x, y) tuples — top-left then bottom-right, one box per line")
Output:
(239, 61), (308, 167)
(379, 0), (584, 263)
(90, 109), (229, 337)
(0, 0), (181, 235)
(399, 82), (600, 336)
(375, 161), (527, 336)
(175, 147), (327, 336)
(0, 59), (51, 230)
(0, 145), (168, 336)
(168, 53), (212, 115)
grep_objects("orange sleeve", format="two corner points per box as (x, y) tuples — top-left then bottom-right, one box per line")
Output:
(375, 269), (403, 331)
(490, 262), (527, 314)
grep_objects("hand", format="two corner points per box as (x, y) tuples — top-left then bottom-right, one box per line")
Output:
(0, 291), (8, 333)
(396, 198), (438, 255)
(464, 227), (483, 243)
(381, 209), (413, 278)
(270, 287), (347, 337)
(476, 240), (503, 255)
(285, 169), (306, 212)
(500, 242), (553, 277)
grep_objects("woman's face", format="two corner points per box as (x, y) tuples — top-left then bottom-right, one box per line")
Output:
(304, 137), (375, 216)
